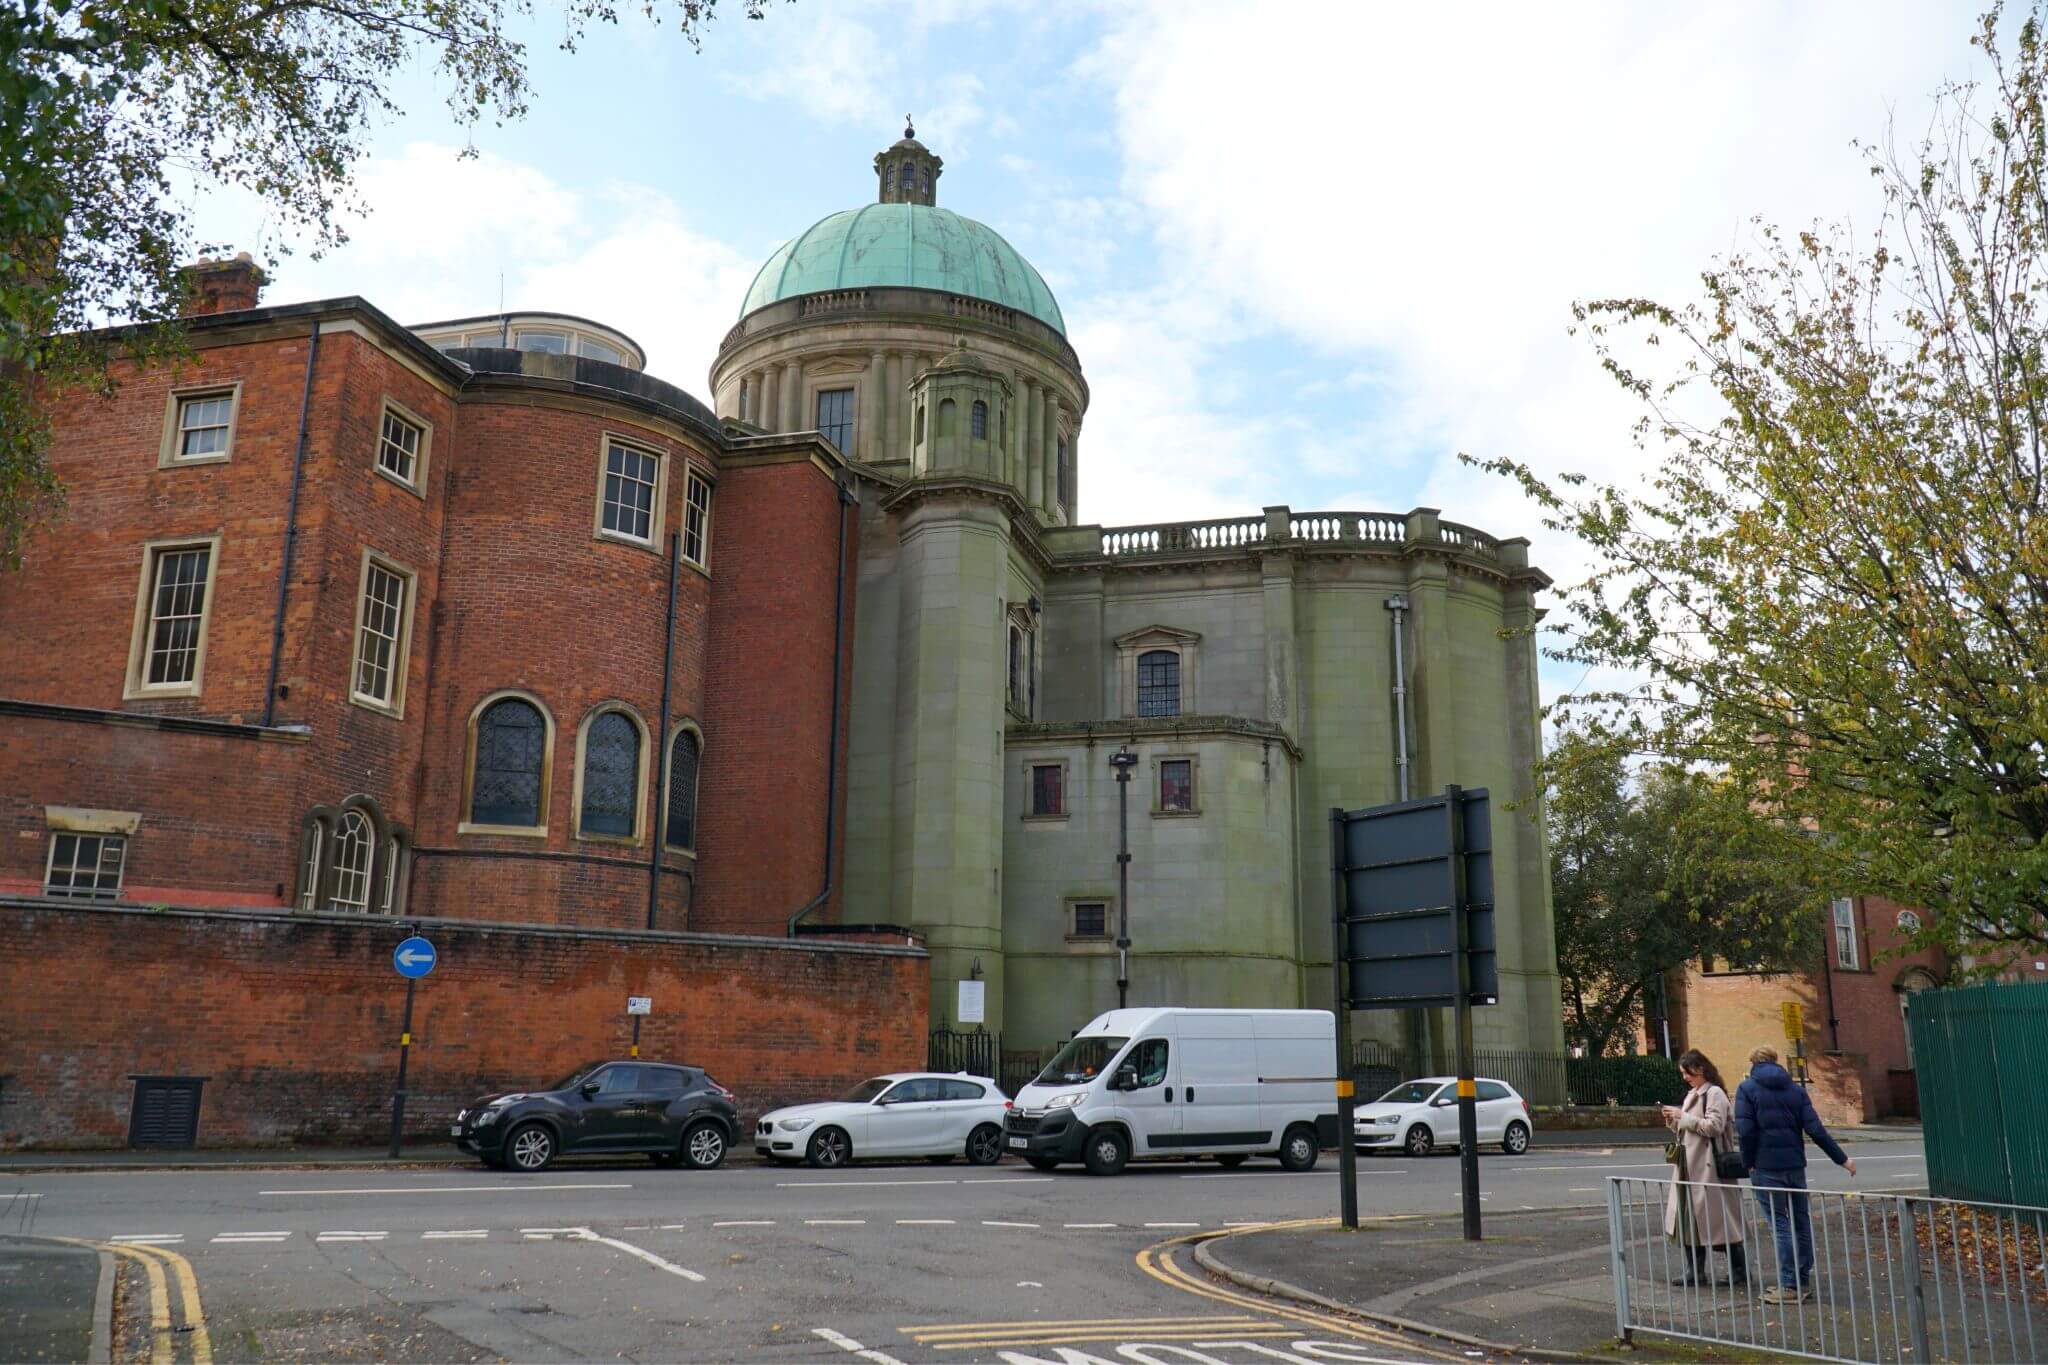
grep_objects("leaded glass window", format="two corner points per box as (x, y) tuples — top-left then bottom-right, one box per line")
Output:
(580, 710), (640, 838)
(816, 388), (855, 453)
(472, 698), (546, 827)
(1159, 759), (1194, 813)
(601, 440), (659, 543)
(666, 729), (701, 850)
(971, 401), (988, 439)
(1031, 764), (1063, 817)
(1136, 649), (1181, 717)
(1071, 901), (1107, 938)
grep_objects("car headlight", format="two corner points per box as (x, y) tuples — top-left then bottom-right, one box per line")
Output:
(475, 1107), (503, 1127)
(1045, 1093), (1085, 1110)
(780, 1118), (814, 1132)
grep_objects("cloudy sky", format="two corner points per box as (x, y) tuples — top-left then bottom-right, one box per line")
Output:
(194, 0), (1984, 700)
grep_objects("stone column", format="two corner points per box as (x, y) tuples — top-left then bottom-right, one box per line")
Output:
(1066, 429), (1079, 523)
(885, 353), (903, 458)
(758, 368), (778, 433)
(1024, 380), (1044, 512)
(781, 360), (803, 433)
(863, 351), (886, 462)
(1045, 395), (1064, 516)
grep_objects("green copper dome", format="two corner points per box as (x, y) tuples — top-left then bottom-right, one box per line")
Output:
(740, 203), (1065, 335)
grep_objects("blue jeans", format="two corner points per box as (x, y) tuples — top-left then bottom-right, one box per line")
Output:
(1752, 1168), (1812, 1288)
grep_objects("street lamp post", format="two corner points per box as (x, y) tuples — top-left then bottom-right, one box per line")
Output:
(1111, 743), (1139, 1009)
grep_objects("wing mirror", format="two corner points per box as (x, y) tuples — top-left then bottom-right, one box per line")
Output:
(1113, 1065), (1139, 1092)
(579, 1081), (601, 1098)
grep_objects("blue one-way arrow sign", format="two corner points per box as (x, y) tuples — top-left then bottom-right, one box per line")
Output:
(393, 936), (437, 979)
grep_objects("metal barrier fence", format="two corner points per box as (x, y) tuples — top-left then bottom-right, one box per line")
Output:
(1608, 1175), (2048, 1363)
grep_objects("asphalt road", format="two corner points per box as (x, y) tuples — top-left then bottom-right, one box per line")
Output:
(8, 1140), (1928, 1364)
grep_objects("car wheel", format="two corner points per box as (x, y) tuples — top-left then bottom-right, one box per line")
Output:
(966, 1124), (1004, 1166)
(1404, 1124), (1435, 1158)
(1215, 1153), (1248, 1169)
(505, 1123), (556, 1173)
(1083, 1126), (1129, 1177)
(1278, 1124), (1319, 1173)
(683, 1121), (727, 1170)
(1502, 1120), (1530, 1156)
(1025, 1155), (1061, 1172)
(806, 1126), (851, 1169)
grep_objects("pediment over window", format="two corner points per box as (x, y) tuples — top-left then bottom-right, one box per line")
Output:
(1114, 624), (1202, 650)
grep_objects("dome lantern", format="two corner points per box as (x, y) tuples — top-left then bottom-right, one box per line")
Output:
(875, 117), (942, 207)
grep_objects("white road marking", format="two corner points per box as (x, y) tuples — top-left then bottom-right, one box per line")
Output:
(1569, 1187), (1597, 1193)
(421, 1230), (488, 1240)
(570, 1227), (705, 1283)
(982, 1220), (1040, 1229)
(315, 1232), (387, 1242)
(524, 1233), (555, 1240)
(1181, 1171), (1372, 1180)
(897, 1219), (955, 1225)
(714, 1220), (775, 1227)
(211, 1232), (290, 1243)
(812, 1326), (908, 1365)
(660, 1223), (690, 1230)
(1017, 1280), (1043, 1287)
(259, 1183), (633, 1196)
(774, 1177), (1054, 1188)
(1146, 1222), (1200, 1228)
(111, 1235), (183, 1245)
(1064, 1222), (1117, 1228)
(806, 1219), (867, 1226)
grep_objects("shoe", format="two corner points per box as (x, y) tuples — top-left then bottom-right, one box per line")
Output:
(1762, 1284), (1809, 1304)
(1669, 1274), (1701, 1287)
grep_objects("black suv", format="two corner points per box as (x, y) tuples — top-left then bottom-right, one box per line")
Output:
(452, 1060), (738, 1172)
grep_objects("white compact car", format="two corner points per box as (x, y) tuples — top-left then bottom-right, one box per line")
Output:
(1352, 1077), (1533, 1157)
(754, 1073), (1009, 1168)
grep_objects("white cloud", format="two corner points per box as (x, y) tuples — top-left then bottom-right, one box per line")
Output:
(725, 10), (897, 127)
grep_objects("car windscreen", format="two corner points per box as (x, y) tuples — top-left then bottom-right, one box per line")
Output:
(1034, 1035), (1130, 1086)
(547, 1062), (607, 1092)
(1376, 1081), (1442, 1105)
(838, 1077), (894, 1104)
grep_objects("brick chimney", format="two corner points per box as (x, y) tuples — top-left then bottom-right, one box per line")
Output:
(181, 252), (267, 317)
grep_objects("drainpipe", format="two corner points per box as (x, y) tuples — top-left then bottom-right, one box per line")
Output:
(261, 321), (320, 727)
(1385, 595), (1411, 802)
(1821, 904), (1842, 1052)
(787, 475), (858, 935)
(647, 531), (680, 930)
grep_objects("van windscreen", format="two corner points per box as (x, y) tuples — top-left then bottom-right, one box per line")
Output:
(1034, 1036), (1129, 1086)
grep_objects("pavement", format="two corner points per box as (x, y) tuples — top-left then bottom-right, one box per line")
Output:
(0, 1134), (1928, 1363)
(0, 1236), (110, 1363)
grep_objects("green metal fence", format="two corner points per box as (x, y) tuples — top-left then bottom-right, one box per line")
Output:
(1910, 980), (2048, 1207)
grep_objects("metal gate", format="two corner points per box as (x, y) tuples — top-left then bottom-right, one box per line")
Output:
(928, 1028), (998, 1080)
(128, 1076), (203, 1148)
(1911, 981), (2048, 1206)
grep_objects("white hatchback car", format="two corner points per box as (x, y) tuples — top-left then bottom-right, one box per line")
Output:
(1353, 1077), (1534, 1157)
(755, 1073), (1010, 1168)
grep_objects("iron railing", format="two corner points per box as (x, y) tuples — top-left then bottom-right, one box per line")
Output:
(1609, 1175), (2048, 1363)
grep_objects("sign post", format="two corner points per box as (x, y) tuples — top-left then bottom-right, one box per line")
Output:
(628, 995), (652, 1058)
(1334, 786), (1495, 1241)
(1330, 808), (1359, 1230)
(388, 935), (437, 1159)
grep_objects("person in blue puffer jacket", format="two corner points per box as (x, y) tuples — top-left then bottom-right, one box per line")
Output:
(1734, 1046), (1859, 1303)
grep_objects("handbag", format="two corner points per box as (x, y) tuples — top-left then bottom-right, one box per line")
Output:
(1715, 1142), (1747, 1180)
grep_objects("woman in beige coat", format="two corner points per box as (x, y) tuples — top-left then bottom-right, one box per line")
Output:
(1661, 1049), (1749, 1287)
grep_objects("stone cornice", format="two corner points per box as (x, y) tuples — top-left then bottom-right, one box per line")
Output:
(880, 475), (1056, 570)
(1005, 714), (1303, 761)
(0, 697), (313, 743)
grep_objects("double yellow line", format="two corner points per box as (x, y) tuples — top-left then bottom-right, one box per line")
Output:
(902, 1315), (1298, 1351)
(55, 1237), (211, 1365)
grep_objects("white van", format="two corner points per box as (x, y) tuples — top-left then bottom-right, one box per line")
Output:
(1003, 1007), (1337, 1175)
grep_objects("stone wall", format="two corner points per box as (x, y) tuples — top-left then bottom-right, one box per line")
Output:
(0, 900), (928, 1149)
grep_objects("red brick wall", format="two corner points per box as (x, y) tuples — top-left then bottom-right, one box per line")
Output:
(694, 454), (856, 933)
(0, 900), (928, 1149)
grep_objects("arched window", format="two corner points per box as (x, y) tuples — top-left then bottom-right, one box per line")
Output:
(330, 809), (373, 913)
(914, 405), (925, 445)
(938, 398), (956, 438)
(1056, 437), (1069, 508)
(1136, 649), (1181, 717)
(920, 168), (931, 196)
(902, 160), (916, 193)
(578, 708), (644, 839)
(885, 166), (896, 195)
(1009, 624), (1024, 705)
(470, 695), (548, 828)
(297, 817), (326, 911)
(971, 400), (988, 440)
(666, 727), (702, 851)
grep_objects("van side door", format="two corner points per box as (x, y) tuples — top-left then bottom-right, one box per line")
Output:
(1113, 1038), (1181, 1153)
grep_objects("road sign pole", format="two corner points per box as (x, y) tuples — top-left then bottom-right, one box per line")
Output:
(1446, 785), (1481, 1242)
(387, 975), (417, 1160)
(631, 1015), (642, 1060)
(1330, 807), (1358, 1231)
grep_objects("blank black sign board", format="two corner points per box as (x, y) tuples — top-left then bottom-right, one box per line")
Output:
(1338, 788), (1496, 1009)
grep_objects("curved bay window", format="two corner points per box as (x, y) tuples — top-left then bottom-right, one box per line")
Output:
(469, 694), (550, 830)
(665, 727), (702, 852)
(1136, 649), (1181, 717)
(577, 707), (645, 840)
(295, 796), (407, 915)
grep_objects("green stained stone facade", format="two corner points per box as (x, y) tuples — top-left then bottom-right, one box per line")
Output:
(710, 130), (1564, 1069)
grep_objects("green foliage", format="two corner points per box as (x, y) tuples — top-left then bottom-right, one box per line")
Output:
(1566, 1052), (1684, 1107)
(1476, 3), (2048, 962)
(0, 0), (776, 567)
(1547, 724), (1817, 1056)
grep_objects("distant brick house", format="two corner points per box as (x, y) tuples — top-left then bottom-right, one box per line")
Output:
(1659, 895), (1946, 1126)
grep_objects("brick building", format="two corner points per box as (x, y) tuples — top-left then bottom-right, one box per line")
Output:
(1662, 895), (1946, 1125)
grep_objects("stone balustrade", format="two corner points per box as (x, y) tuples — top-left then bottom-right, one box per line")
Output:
(798, 290), (873, 317)
(1083, 506), (1525, 569)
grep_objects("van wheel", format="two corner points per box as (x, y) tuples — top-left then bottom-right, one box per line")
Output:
(1502, 1121), (1530, 1156)
(1278, 1124), (1319, 1173)
(1083, 1127), (1129, 1176)
(1025, 1155), (1061, 1172)
(1215, 1154), (1248, 1168)
(1404, 1125), (1435, 1158)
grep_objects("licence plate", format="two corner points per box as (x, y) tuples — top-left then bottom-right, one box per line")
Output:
(449, 1124), (463, 1137)
(1008, 1137), (1027, 1149)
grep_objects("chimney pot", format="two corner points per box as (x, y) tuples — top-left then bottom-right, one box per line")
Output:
(181, 252), (267, 317)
